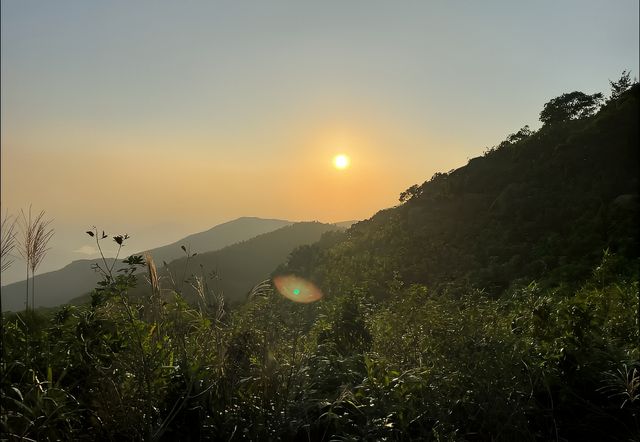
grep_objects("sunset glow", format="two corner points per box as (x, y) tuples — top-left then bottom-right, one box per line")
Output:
(1, 1), (636, 284)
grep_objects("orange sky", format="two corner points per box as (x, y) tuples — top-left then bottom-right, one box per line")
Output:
(1, 1), (638, 283)
(1, 120), (467, 229)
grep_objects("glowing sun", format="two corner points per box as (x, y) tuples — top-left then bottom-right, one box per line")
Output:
(333, 154), (350, 169)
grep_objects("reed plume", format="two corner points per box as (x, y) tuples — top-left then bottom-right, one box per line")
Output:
(18, 207), (54, 310)
(1, 209), (17, 274)
(144, 252), (162, 322)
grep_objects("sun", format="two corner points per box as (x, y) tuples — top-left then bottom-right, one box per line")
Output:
(333, 154), (350, 169)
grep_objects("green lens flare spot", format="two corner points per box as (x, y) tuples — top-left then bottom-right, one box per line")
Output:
(273, 275), (323, 304)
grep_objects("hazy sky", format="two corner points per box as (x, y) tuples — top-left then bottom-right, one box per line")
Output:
(1, 0), (638, 282)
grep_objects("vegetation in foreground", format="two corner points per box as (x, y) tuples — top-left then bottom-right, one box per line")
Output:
(1, 75), (639, 441)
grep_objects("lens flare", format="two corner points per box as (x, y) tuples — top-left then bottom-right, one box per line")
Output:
(273, 274), (323, 303)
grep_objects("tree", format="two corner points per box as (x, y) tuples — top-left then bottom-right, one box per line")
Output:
(505, 125), (533, 144)
(539, 91), (604, 125)
(399, 184), (422, 203)
(608, 70), (634, 101)
(494, 125), (534, 150)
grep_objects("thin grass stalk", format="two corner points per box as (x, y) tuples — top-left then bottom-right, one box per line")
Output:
(1, 209), (17, 274)
(27, 210), (54, 310)
(18, 207), (35, 311)
(144, 252), (161, 323)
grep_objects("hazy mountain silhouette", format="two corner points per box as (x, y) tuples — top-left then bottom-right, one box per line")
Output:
(1, 217), (293, 311)
(147, 217), (294, 265)
(133, 221), (345, 305)
(333, 220), (358, 229)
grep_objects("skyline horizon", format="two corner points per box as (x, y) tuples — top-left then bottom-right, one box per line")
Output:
(0, 212), (362, 286)
(2, 1), (638, 283)
(1, 69), (636, 284)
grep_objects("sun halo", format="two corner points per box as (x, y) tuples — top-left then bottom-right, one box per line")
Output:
(333, 154), (350, 169)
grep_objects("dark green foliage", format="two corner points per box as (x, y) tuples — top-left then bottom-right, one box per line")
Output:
(539, 90), (604, 124)
(2, 83), (638, 440)
(609, 70), (634, 102)
(399, 184), (422, 203)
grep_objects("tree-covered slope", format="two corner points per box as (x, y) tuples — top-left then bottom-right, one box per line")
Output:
(283, 84), (639, 298)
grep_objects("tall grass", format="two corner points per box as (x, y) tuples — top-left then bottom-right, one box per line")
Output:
(1, 209), (17, 274)
(18, 207), (54, 311)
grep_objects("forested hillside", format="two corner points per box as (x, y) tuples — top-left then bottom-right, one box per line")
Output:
(2, 82), (638, 441)
(282, 83), (639, 299)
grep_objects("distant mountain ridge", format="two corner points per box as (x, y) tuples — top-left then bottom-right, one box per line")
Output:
(1, 217), (293, 311)
(137, 221), (345, 305)
(333, 220), (358, 229)
(147, 217), (293, 265)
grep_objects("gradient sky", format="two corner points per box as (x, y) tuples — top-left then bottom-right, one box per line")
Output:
(1, 0), (639, 283)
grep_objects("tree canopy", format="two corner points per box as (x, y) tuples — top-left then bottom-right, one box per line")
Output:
(609, 70), (634, 101)
(539, 90), (604, 124)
